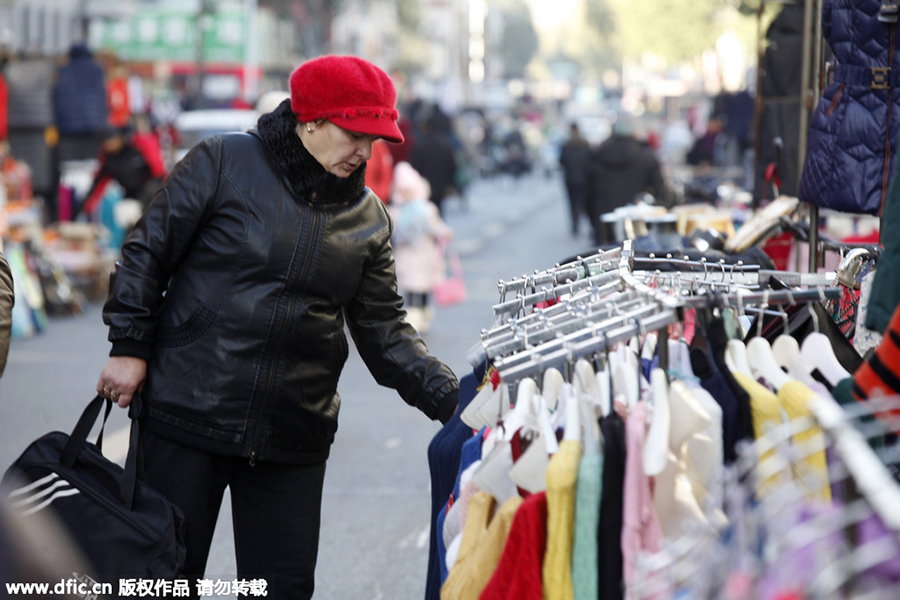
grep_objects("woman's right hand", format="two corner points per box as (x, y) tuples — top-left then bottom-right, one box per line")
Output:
(96, 356), (147, 408)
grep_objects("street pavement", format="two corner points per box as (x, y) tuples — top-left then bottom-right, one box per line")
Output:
(0, 170), (594, 599)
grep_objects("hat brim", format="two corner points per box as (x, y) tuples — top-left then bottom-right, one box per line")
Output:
(329, 116), (404, 144)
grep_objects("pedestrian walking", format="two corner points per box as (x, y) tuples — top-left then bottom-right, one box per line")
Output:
(94, 55), (460, 599)
(409, 108), (457, 216)
(559, 122), (592, 236)
(388, 161), (454, 334)
(586, 112), (671, 245)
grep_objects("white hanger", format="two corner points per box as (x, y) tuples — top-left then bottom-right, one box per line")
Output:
(641, 332), (658, 364)
(595, 367), (612, 418)
(574, 359), (602, 414)
(508, 390), (549, 494)
(613, 346), (640, 409)
(725, 339), (752, 377)
(508, 434), (549, 494)
(541, 368), (565, 412)
(461, 374), (508, 429)
(562, 383), (581, 442)
(747, 336), (792, 391)
(471, 440), (519, 504)
(746, 293), (792, 391)
(473, 378), (512, 430)
(799, 304), (849, 387)
(494, 378), (540, 449)
(643, 368), (670, 477)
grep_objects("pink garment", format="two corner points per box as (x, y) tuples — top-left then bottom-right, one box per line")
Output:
(621, 401), (663, 595)
(388, 162), (453, 294)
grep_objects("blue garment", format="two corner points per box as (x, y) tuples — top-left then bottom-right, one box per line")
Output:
(690, 342), (740, 464)
(424, 368), (483, 600)
(799, 0), (900, 215)
(53, 43), (108, 135)
(438, 430), (484, 583)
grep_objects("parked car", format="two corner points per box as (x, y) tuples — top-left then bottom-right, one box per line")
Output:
(173, 109), (259, 161)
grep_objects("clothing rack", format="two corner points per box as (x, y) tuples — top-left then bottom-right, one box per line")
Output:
(483, 240), (843, 384)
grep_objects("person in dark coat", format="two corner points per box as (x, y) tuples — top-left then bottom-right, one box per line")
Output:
(94, 55), (459, 599)
(559, 122), (592, 236)
(586, 113), (670, 245)
(409, 109), (457, 215)
(53, 42), (108, 136)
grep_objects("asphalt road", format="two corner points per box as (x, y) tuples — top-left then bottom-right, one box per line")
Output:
(0, 171), (594, 599)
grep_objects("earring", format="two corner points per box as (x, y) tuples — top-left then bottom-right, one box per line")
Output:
(306, 125), (314, 133)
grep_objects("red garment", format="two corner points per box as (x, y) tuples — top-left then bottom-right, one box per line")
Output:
(479, 491), (547, 600)
(365, 139), (394, 203)
(132, 132), (167, 179)
(388, 119), (415, 164)
(107, 77), (130, 128)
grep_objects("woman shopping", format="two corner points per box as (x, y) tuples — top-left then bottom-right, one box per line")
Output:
(94, 55), (460, 598)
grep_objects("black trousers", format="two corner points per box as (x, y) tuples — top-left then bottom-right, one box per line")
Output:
(140, 430), (327, 599)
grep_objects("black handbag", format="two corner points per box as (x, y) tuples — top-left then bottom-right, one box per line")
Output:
(1, 394), (186, 584)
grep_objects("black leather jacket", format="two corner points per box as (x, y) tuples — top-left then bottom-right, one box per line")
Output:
(103, 102), (458, 464)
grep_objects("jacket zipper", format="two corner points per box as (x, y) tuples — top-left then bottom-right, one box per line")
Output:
(249, 208), (321, 466)
(882, 24), (896, 218)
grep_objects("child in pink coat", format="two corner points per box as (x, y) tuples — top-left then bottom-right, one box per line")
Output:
(388, 162), (454, 333)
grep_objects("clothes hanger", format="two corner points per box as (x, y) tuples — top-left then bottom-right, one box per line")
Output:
(595, 358), (612, 418)
(613, 346), (639, 409)
(799, 291), (850, 387)
(508, 386), (550, 494)
(541, 367), (565, 413)
(460, 374), (504, 429)
(770, 295), (816, 388)
(724, 291), (753, 377)
(561, 383), (581, 443)
(746, 293), (792, 391)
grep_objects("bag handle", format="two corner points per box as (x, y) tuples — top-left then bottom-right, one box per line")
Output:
(61, 395), (112, 467)
(61, 394), (143, 511)
(440, 240), (464, 279)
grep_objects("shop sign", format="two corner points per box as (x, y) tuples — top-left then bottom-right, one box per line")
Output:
(95, 9), (246, 64)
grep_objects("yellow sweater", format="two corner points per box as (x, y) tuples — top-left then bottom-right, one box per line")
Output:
(441, 491), (523, 600)
(543, 439), (584, 600)
(733, 371), (786, 494)
(776, 380), (831, 502)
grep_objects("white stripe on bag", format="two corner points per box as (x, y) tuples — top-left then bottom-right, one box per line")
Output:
(20, 488), (81, 516)
(8, 473), (60, 497)
(9, 480), (74, 509)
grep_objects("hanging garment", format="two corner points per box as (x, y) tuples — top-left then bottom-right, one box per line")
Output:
(598, 412), (627, 600)
(621, 402), (663, 593)
(441, 492), (523, 600)
(799, 0), (900, 215)
(480, 492), (548, 600)
(572, 452), (603, 600)
(777, 381), (832, 501)
(854, 270), (883, 356)
(426, 372), (483, 600)
(543, 439), (584, 600)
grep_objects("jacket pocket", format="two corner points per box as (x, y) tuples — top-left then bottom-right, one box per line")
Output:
(156, 303), (219, 347)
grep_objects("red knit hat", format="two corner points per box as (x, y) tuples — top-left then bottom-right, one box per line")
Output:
(289, 55), (404, 144)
